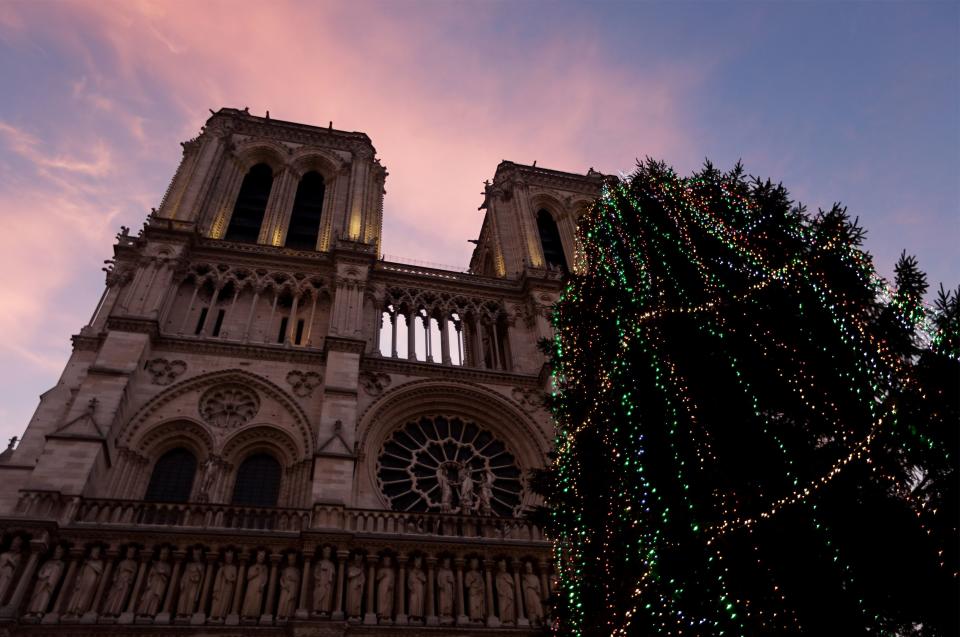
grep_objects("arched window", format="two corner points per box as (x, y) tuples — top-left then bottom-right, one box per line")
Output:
(536, 209), (568, 271)
(231, 453), (282, 507)
(144, 448), (197, 502)
(225, 163), (273, 243)
(285, 171), (325, 250)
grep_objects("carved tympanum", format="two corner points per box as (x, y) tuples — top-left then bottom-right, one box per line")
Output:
(199, 384), (259, 429)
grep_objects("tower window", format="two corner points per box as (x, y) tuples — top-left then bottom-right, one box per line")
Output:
(536, 208), (568, 271)
(285, 171), (325, 250)
(144, 448), (197, 503)
(277, 316), (289, 343)
(225, 163), (273, 243)
(194, 307), (209, 335)
(295, 319), (305, 345)
(212, 309), (226, 337)
(231, 453), (281, 507)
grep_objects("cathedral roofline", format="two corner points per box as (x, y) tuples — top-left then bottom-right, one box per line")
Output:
(207, 107), (377, 154)
(493, 159), (608, 185)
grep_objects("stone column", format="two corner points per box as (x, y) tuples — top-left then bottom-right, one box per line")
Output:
(423, 314), (433, 362)
(303, 293), (319, 347)
(425, 557), (437, 626)
(390, 311), (398, 358)
(513, 559), (527, 627)
(474, 319), (485, 368)
(264, 291), (278, 343)
(406, 310), (417, 360)
(295, 551), (312, 619)
(191, 553), (216, 625)
(177, 282), (200, 335)
(226, 554), (247, 626)
(285, 293), (300, 344)
(200, 283), (222, 336)
(43, 549), (80, 623)
(156, 552), (183, 624)
(221, 287), (240, 339)
(83, 549), (115, 622)
(538, 559), (550, 607)
(363, 555), (377, 625)
(394, 554), (407, 625)
(440, 314), (451, 365)
(331, 550), (347, 621)
(259, 553), (279, 624)
(241, 288), (261, 342)
(453, 558), (466, 626)
(118, 553), (149, 623)
(483, 560), (497, 627)
(0, 541), (43, 618)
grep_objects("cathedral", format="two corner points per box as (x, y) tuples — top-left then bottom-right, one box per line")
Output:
(0, 108), (603, 635)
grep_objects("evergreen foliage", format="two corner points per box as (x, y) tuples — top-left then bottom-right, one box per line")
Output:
(543, 160), (958, 636)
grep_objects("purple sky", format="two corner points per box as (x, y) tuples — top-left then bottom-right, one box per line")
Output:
(0, 1), (957, 444)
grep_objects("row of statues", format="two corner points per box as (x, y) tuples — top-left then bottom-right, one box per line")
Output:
(437, 466), (498, 515)
(0, 539), (550, 627)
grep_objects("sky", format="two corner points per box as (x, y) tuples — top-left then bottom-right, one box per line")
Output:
(0, 0), (957, 444)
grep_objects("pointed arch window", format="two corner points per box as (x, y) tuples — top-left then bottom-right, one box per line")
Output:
(536, 208), (568, 271)
(285, 171), (325, 250)
(231, 453), (282, 507)
(144, 448), (197, 502)
(225, 163), (273, 243)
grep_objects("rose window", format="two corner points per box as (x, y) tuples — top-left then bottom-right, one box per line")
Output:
(376, 416), (523, 517)
(199, 384), (259, 429)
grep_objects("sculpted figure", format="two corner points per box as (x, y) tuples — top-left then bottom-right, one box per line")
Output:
(176, 548), (204, 617)
(241, 550), (268, 618)
(25, 545), (64, 617)
(208, 550), (237, 619)
(101, 547), (138, 617)
(406, 556), (426, 619)
(375, 556), (394, 620)
(436, 557), (455, 619)
(65, 545), (104, 616)
(464, 558), (484, 621)
(459, 466), (475, 513)
(197, 457), (220, 503)
(0, 537), (23, 603)
(522, 562), (543, 624)
(276, 553), (299, 619)
(479, 469), (495, 515)
(137, 547), (171, 617)
(494, 560), (515, 624)
(345, 553), (365, 619)
(312, 546), (335, 614)
(437, 467), (453, 512)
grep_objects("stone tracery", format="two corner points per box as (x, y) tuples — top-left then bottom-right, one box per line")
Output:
(198, 384), (260, 429)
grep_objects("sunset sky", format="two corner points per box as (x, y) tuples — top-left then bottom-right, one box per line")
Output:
(0, 1), (957, 443)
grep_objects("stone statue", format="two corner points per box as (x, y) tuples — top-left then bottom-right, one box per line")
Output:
(494, 560), (515, 625)
(479, 469), (495, 515)
(241, 550), (268, 618)
(375, 555), (394, 620)
(312, 546), (335, 615)
(101, 547), (137, 617)
(437, 467), (453, 512)
(137, 547), (171, 617)
(406, 556), (426, 620)
(276, 553), (299, 619)
(522, 562), (543, 624)
(208, 550), (237, 619)
(176, 548), (204, 617)
(345, 553), (365, 619)
(0, 537), (23, 603)
(436, 557), (455, 620)
(24, 545), (64, 617)
(65, 545), (104, 616)
(464, 558), (484, 621)
(459, 466), (475, 513)
(197, 457), (220, 503)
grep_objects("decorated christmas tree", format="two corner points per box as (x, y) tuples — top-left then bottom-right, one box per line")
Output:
(546, 160), (958, 636)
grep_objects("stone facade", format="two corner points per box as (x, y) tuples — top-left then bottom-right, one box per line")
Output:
(0, 108), (603, 636)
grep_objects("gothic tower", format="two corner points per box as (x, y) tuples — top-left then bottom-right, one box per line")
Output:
(0, 108), (603, 634)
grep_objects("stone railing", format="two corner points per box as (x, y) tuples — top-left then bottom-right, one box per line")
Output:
(13, 492), (548, 544)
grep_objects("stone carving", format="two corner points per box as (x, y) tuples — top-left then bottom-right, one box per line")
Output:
(24, 545), (64, 617)
(276, 553), (299, 619)
(137, 547), (171, 617)
(145, 359), (187, 385)
(436, 558), (455, 622)
(312, 546), (335, 615)
(241, 550), (268, 618)
(101, 547), (137, 617)
(464, 558), (484, 622)
(196, 456), (224, 503)
(65, 546), (104, 617)
(375, 556), (394, 621)
(358, 370), (391, 396)
(377, 416), (524, 517)
(511, 386), (544, 412)
(345, 554), (365, 619)
(406, 556), (426, 620)
(0, 537), (23, 603)
(522, 562), (543, 625)
(176, 548), (204, 617)
(495, 560), (515, 625)
(199, 384), (259, 429)
(209, 550), (237, 620)
(286, 371), (322, 398)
